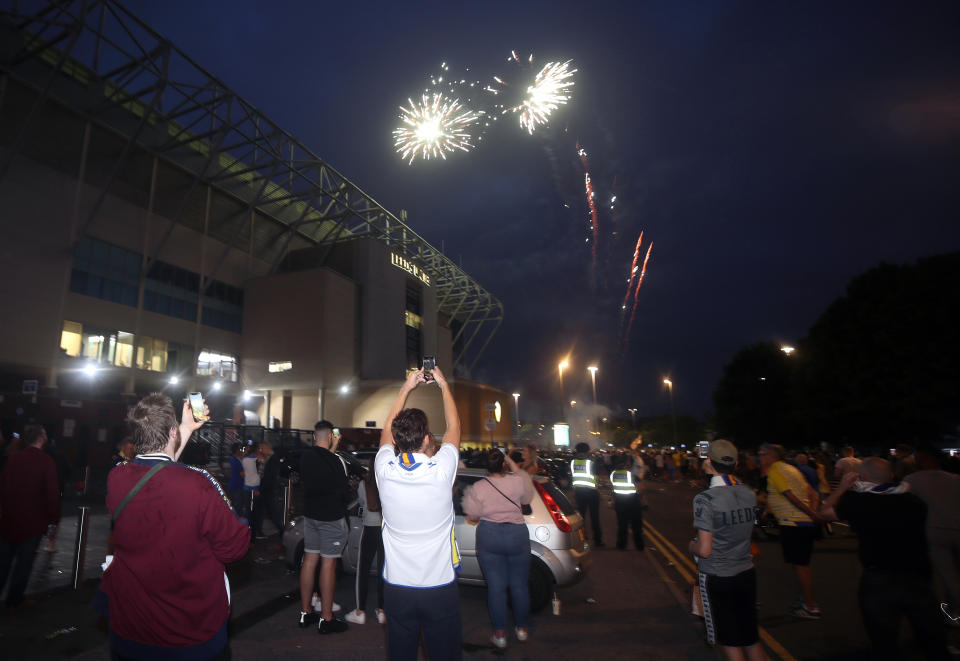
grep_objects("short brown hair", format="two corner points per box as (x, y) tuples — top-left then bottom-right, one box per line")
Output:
(22, 424), (47, 446)
(392, 408), (428, 454)
(127, 392), (177, 455)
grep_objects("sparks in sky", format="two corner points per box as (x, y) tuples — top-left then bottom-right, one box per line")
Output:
(489, 54), (576, 134)
(623, 242), (653, 349)
(393, 92), (479, 165)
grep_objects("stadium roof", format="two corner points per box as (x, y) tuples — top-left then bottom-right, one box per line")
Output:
(0, 0), (503, 373)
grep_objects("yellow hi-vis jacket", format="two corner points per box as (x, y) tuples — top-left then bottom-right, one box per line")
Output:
(610, 469), (637, 496)
(570, 458), (597, 489)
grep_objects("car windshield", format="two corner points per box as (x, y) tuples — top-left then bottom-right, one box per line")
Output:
(537, 479), (577, 516)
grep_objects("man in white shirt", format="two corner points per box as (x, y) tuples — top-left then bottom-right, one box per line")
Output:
(241, 443), (264, 538)
(375, 366), (461, 661)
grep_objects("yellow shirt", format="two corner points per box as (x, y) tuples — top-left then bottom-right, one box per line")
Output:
(766, 461), (814, 527)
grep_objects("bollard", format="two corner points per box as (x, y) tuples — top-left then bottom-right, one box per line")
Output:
(283, 480), (293, 528)
(72, 506), (90, 590)
(81, 466), (90, 496)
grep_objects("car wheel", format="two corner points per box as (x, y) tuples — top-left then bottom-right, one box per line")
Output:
(528, 558), (554, 613)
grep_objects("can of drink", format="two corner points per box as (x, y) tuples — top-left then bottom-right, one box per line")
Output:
(551, 594), (561, 616)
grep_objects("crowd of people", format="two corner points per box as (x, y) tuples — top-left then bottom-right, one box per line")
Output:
(682, 439), (959, 661)
(2, 389), (959, 661)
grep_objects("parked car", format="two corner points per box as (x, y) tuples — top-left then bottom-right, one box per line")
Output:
(282, 467), (591, 612)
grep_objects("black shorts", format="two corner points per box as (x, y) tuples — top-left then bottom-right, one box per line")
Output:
(699, 568), (759, 648)
(779, 525), (816, 566)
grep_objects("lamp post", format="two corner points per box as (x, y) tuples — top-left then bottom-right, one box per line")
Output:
(663, 378), (677, 448)
(587, 365), (598, 434)
(780, 345), (795, 355)
(512, 393), (520, 438)
(628, 408), (637, 427)
(558, 360), (569, 421)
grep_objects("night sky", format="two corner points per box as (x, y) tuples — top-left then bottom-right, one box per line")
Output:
(125, 0), (960, 423)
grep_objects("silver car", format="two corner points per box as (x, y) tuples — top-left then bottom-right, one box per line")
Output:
(283, 468), (591, 611)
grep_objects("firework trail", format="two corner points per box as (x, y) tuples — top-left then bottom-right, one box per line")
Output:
(623, 242), (653, 348)
(619, 231), (644, 319)
(576, 143), (600, 267)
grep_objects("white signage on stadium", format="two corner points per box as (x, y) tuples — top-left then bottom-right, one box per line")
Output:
(391, 253), (431, 286)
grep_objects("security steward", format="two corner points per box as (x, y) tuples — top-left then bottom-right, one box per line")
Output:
(610, 455), (644, 551)
(570, 443), (603, 547)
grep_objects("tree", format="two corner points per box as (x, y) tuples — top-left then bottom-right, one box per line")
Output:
(712, 342), (798, 448)
(794, 253), (960, 445)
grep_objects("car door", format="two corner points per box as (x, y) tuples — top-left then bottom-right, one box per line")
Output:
(453, 474), (483, 581)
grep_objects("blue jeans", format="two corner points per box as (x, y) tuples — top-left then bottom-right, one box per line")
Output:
(476, 520), (531, 630)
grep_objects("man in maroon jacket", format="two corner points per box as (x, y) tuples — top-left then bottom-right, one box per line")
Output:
(0, 424), (60, 607)
(100, 393), (250, 660)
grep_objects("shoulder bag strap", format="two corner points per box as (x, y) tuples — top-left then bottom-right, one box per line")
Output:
(111, 462), (169, 531)
(483, 477), (521, 511)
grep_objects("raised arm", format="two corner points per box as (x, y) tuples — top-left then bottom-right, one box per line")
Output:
(819, 471), (858, 522)
(431, 367), (460, 450)
(380, 369), (425, 447)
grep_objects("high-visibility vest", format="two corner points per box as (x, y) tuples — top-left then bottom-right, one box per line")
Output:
(610, 469), (636, 496)
(570, 458), (597, 489)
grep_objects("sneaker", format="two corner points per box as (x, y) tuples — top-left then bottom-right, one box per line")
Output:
(490, 634), (507, 649)
(344, 609), (366, 625)
(311, 596), (342, 613)
(790, 604), (821, 620)
(298, 611), (318, 628)
(376, 609), (386, 625)
(515, 627), (529, 642)
(318, 617), (348, 634)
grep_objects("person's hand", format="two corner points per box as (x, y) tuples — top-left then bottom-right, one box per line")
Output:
(503, 450), (519, 471)
(431, 366), (449, 390)
(402, 369), (425, 392)
(179, 399), (207, 444)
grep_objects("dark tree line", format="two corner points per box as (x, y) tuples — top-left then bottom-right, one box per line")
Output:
(713, 252), (960, 449)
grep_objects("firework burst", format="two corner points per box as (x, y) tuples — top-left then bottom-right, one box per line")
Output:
(393, 92), (479, 165)
(489, 53), (576, 134)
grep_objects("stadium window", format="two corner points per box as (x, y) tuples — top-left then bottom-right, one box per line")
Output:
(268, 361), (292, 373)
(135, 336), (168, 372)
(197, 350), (238, 382)
(114, 331), (134, 368)
(60, 320), (83, 357)
(70, 236), (141, 308)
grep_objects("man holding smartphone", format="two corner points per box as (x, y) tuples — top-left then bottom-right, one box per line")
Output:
(376, 366), (462, 661)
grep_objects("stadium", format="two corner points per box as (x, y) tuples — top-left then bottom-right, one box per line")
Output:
(0, 0), (512, 469)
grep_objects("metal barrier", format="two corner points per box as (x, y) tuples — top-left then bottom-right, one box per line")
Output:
(187, 425), (315, 469)
(72, 506), (89, 589)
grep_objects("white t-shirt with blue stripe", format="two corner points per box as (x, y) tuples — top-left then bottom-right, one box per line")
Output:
(375, 443), (460, 588)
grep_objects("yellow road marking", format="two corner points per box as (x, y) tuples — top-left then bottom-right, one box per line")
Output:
(642, 519), (799, 661)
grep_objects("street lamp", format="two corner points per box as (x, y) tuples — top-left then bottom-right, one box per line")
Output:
(558, 360), (569, 421)
(587, 365), (598, 404)
(512, 393), (520, 435)
(628, 408), (637, 427)
(587, 365), (599, 434)
(663, 378), (677, 448)
(780, 345), (795, 355)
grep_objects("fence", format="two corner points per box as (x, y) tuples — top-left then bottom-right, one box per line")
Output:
(184, 424), (316, 469)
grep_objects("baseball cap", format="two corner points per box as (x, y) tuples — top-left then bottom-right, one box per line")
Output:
(708, 439), (738, 468)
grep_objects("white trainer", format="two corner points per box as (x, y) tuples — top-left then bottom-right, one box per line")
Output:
(344, 609), (366, 625)
(515, 627), (529, 642)
(376, 609), (386, 625)
(490, 634), (507, 649)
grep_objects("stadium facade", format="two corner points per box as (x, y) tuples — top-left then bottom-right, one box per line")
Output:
(0, 0), (512, 464)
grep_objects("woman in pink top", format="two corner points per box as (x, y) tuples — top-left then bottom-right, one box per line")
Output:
(462, 450), (535, 649)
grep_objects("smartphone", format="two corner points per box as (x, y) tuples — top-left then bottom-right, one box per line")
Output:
(333, 427), (341, 437)
(188, 392), (208, 423)
(422, 356), (436, 382)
